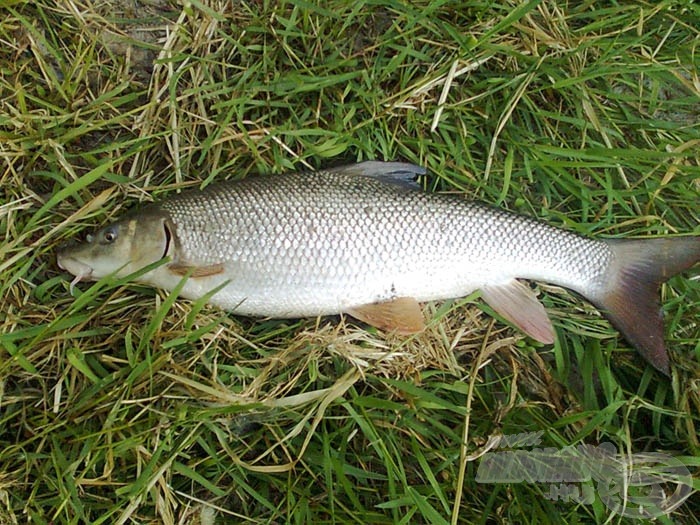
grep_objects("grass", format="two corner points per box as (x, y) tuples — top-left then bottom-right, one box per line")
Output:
(1, 0), (699, 523)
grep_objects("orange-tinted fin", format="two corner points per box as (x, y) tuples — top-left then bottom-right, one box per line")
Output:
(168, 262), (225, 278)
(594, 236), (700, 376)
(481, 280), (556, 344)
(348, 297), (425, 335)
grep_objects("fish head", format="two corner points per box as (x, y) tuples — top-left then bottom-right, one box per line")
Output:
(57, 208), (171, 288)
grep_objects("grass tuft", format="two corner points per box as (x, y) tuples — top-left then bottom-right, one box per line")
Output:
(1, 0), (698, 523)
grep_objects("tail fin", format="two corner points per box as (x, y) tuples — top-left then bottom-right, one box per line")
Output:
(595, 236), (700, 376)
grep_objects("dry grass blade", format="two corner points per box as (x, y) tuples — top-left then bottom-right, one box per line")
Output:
(0, 0), (698, 523)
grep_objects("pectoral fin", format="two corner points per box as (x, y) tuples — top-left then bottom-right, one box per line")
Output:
(168, 262), (225, 278)
(348, 297), (425, 335)
(481, 280), (555, 344)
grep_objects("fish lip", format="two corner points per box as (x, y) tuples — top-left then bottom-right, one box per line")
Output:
(56, 252), (94, 281)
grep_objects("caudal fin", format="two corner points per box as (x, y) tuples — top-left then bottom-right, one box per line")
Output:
(596, 236), (700, 376)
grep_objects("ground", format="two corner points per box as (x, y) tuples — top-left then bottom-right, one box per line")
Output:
(0, 1), (699, 523)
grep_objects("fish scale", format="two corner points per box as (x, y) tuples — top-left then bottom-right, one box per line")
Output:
(158, 169), (611, 314)
(57, 161), (700, 375)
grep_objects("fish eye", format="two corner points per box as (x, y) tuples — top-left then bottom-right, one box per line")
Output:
(101, 226), (118, 244)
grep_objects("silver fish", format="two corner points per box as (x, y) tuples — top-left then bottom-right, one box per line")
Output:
(57, 161), (700, 375)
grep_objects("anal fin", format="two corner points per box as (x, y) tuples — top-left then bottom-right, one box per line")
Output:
(348, 297), (425, 335)
(168, 262), (225, 278)
(481, 280), (555, 344)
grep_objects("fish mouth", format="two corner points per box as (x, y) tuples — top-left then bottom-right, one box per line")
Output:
(57, 253), (94, 293)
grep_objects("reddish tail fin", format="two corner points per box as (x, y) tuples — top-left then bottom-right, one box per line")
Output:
(596, 236), (700, 376)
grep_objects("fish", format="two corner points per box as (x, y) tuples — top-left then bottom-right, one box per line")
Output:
(57, 161), (700, 376)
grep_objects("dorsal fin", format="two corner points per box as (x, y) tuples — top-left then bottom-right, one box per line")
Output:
(333, 161), (426, 189)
